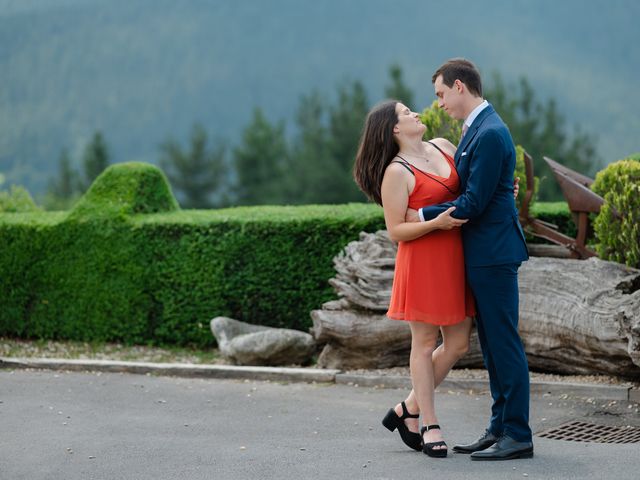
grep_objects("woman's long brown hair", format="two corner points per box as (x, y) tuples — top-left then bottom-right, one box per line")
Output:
(353, 100), (399, 206)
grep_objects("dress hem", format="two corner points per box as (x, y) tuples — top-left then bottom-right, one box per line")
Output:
(386, 312), (473, 326)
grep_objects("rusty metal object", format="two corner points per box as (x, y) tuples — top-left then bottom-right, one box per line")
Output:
(518, 152), (604, 259)
(544, 156), (604, 214)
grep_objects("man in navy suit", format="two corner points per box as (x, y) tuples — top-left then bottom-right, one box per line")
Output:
(407, 58), (533, 460)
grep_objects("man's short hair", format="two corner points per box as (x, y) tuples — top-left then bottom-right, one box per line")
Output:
(432, 58), (482, 97)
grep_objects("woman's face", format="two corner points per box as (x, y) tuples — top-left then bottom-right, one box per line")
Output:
(393, 103), (426, 137)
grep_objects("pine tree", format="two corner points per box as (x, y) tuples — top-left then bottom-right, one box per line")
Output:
(485, 73), (600, 200)
(79, 131), (109, 192)
(384, 63), (414, 109)
(287, 91), (335, 204)
(160, 124), (227, 208)
(327, 80), (369, 202)
(49, 149), (77, 199)
(43, 149), (80, 210)
(233, 108), (288, 205)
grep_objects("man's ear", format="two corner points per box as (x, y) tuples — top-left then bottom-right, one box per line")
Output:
(454, 79), (464, 93)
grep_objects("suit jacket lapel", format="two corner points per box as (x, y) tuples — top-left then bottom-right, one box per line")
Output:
(455, 104), (496, 168)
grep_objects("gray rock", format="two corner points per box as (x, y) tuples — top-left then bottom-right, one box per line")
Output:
(210, 317), (316, 366)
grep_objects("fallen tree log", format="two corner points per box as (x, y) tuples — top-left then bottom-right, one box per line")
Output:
(519, 256), (640, 376)
(311, 231), (640, 378)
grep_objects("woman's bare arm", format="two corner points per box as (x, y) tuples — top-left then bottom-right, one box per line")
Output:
(381, 163), (467, 242)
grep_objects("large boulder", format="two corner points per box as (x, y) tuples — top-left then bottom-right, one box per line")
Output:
(211, 317), (316, 366)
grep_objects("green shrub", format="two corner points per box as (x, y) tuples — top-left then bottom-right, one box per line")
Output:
(0, 163), (385, 346)
(592, 156), (640, 267)
(0, 185), (40, 213)
(0, 162), (575, 347)
(514, 145), (539, 213)
(136, 204), (384, 345)
(420, 100), (462, 144)
(69, 162), (179, 220)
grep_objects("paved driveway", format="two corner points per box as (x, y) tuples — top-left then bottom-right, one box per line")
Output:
(1, 369), (638, 480)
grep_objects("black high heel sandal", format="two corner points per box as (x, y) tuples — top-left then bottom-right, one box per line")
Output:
(381, 401), (422, 451)
(421, 424), (448, 458)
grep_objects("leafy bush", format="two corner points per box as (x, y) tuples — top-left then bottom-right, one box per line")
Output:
(0, 163), (575, 347)
(592, 156), (640, 267)
(0, 162), (385, 347)
(0, 185), (40, 212)
(514, 145), (540, 213)
(136, 204), (384, 345)
(420, 100), (462, 144)
(69, 161), (179, 220)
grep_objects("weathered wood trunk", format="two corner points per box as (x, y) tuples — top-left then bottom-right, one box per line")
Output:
(311, 231), (640, 378)
(519, 256), (640, 376)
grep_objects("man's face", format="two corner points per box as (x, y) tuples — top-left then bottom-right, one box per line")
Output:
(434, 75), (463, 120)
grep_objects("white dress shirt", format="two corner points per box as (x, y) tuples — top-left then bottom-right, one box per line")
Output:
(462, 99), (489, 133)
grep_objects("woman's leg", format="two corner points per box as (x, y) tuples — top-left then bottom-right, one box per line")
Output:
(407, 321), (445, 448)
(396, 317), (473, 432)
(433, 317), (473, 385)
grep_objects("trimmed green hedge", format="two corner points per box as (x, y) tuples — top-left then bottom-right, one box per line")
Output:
(0, 163), (385, 347)
(0, 162), (574, 347)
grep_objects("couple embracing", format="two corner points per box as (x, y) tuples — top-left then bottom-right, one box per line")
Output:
(354, 58), (533, 461)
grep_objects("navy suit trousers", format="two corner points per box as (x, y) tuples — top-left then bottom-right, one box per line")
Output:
(466, 262), (532, 443)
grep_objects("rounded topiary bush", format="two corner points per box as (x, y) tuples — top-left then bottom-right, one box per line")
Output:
(592, 155), (640, 268)
(68, 162), (179, 220)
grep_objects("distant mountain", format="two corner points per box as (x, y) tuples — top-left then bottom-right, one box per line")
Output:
(1, 0), (638, 194)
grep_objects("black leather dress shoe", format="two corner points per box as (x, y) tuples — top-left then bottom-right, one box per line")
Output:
(452, 429), (498, 454)
(470, 435), (533, 461)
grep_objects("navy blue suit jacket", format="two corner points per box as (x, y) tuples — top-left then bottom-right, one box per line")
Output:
(420, 104), (528, 267)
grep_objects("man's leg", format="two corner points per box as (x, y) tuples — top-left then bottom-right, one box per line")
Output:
(467, 263), (531, 442)
(474, 311), (505, 436)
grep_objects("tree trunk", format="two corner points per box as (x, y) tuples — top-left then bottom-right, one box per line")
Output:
(519, 256), (640, 376)
(311, 231), (640, 378)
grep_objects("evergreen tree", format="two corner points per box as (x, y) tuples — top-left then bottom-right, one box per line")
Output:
(384, 63), (414, 109)
(79, 131), (110, 191)
(43, 149), (80, 210)
(287, 91), (335, 204)
(49, 149), (77, 199)
(486, 73), (599, 200)
(327, 80), (369, 202)
(160, 124), (227, 208)
(233, 108), (288, 205)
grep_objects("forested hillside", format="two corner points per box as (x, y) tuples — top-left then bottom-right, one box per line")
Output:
(1, 0), (637, 195)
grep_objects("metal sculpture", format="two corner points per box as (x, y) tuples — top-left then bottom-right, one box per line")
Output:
(518, 152), (604, 259)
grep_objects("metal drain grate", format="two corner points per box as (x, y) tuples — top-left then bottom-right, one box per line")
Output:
(537, 421), (640, 443)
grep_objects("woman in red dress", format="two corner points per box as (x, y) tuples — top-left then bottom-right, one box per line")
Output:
(354, 100), (475, 458)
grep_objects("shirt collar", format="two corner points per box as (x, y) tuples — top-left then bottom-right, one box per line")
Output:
(464, 100), (489, 129)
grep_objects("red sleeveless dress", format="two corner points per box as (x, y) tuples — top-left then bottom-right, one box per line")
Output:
(386, 146), (476, 325)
